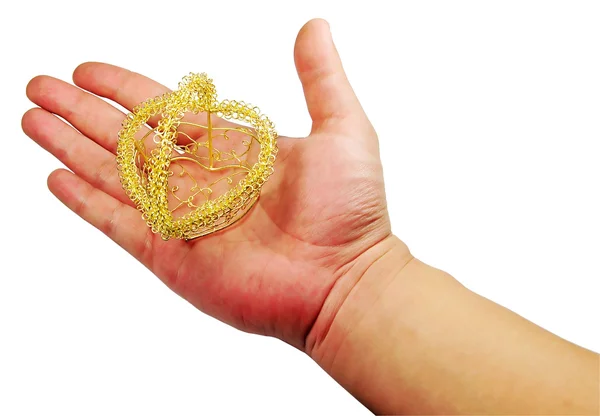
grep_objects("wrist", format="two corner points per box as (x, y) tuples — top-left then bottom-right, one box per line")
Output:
(305, 234), (465, 413)
(306, 237), (599, 415)
(305, 233), (415, 360)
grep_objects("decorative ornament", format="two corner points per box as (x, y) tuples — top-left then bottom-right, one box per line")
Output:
(117, 73), (278, 240)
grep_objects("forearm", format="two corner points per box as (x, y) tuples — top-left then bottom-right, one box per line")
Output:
(308, 235), (600, 415)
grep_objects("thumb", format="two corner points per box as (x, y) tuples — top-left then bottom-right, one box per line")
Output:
(294, 19), (368, 134)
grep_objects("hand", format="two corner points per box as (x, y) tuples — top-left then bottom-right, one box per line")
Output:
(22, 19), (400, 350)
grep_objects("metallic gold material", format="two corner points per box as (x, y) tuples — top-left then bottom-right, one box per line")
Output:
(117, 74), (278, 240)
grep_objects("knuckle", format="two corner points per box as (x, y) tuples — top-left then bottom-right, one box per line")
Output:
(103, 203), (123, 237)
(94, 158), (117, 190)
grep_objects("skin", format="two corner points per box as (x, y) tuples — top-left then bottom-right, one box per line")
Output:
(22, 19), (391, 351)
(22, 18), (599, 415)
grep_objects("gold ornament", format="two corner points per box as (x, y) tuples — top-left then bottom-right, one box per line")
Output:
(116, 73), (278, 240)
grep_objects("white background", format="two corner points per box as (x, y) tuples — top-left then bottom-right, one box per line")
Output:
(1, 1), (599, 415)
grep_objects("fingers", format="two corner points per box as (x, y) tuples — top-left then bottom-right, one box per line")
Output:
(48, 169), (149, 260)
(22, 108), (132, 206)
(294, 19), (368, 134)
(47, 169), (177, 269)
(72, 62), (236, 135)
(26, 75), (135, 154)
(73, 62), (169, 127)
(74, 62), (249, 145)
(73, 62), (299, 156)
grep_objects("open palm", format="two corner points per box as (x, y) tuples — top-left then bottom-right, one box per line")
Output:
(22, 19), (393, 350)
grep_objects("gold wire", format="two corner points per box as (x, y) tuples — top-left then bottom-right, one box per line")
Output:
(116, 73), (278, 241)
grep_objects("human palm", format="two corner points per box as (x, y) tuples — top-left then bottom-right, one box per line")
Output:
(22, 20), (392, 350)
